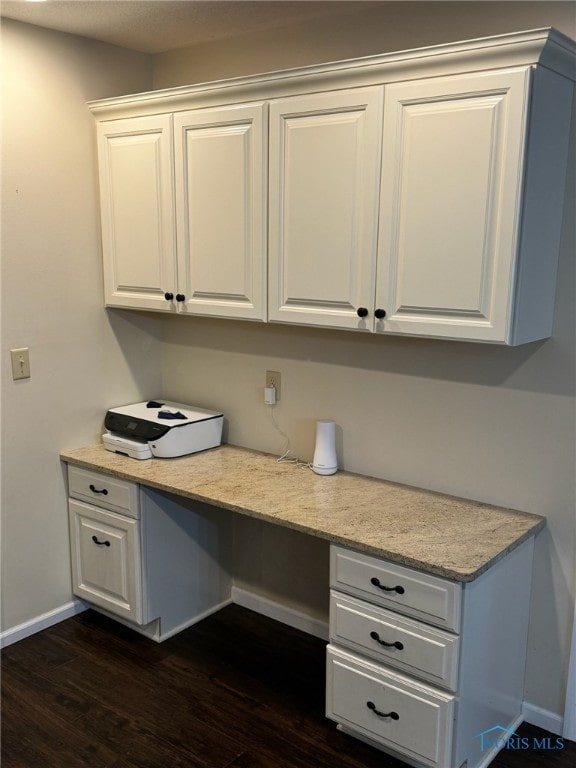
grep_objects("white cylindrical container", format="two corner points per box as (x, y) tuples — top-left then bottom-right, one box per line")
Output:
(312, 420), (338, 475)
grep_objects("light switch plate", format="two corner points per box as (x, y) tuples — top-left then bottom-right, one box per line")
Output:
(11, 348), (30, 380)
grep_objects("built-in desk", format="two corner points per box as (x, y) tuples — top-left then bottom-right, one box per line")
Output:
(61, 443), (543, 582)
(61, 443), (544, 768)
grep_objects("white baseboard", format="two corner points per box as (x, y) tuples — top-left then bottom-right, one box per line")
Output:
(231, 586), (329, 641)
(522, 701), (564, 736)
(0, 599), (88, 649)
(0, 591), (327, 648)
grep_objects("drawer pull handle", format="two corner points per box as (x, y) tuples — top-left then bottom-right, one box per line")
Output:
(91, 536), (110, 547)
(370, 577), (405, 594)
(89, 484), (108, 496)
(366, 701), (399, 720)
(370, 631), (404, 650)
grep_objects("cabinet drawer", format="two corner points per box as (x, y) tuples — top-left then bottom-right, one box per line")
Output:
(69, 500), (143, 623)
(68, 466), (139, 518)
(330, 591), (459, 691)
(326, 645), (455, 768)
(331, 546), (461, 631)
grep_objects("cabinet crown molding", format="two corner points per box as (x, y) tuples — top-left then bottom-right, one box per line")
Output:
(88, 27), (575, 120)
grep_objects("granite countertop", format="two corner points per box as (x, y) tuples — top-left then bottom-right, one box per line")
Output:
(60, 443), (545, 583)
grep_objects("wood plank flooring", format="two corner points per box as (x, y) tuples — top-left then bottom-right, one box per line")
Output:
(2, 605), (574, 768)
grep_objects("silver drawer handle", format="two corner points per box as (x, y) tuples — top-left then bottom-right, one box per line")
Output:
(366, 701), (399, 720)
(370, 631), (404, 650)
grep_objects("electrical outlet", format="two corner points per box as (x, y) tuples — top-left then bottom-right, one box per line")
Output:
(11, 347), (31, 380)
(265, 370), (281, 401)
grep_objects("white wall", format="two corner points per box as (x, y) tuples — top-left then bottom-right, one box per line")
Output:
(155, 2), (576, 724)
(0, 21), (160, 633)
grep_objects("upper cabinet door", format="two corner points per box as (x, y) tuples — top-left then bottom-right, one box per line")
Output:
(269, 89), (383, 330)
(377, 69), (531, 343)
(97, 115), (177, 311)
(173, 104), (267, 320)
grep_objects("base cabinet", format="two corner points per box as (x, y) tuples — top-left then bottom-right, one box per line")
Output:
(69, 500), (143, 623)
(67, 467), (232, 642)
(65, 458), (540, 766)
(326, 541), (536, 768)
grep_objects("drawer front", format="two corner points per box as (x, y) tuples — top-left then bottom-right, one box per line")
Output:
(331, 546), (461, 631)
(326, 645), (455, 768)
(68, 466), (139, 518)
(330, 591), (459, 691)
(69, 500), (143, 623)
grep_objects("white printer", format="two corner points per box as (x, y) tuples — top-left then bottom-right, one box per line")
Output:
(102, 400), (224, 460)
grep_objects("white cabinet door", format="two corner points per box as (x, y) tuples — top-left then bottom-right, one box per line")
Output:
(269, 88), (383, 329)
(377, 69), (530, 342)
(69, 499), (143, 623)
(174, 104), (267, 320)
(97, 115), (177, 311)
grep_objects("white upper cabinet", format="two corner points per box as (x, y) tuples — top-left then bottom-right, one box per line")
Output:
(97, 115), (177, 311)
(91, 29), (575, 343)
(376, 67), (573, 343)
(174, 104), (267, 320)
(97, 106), (266, 319)
(268, 89), (383, 329)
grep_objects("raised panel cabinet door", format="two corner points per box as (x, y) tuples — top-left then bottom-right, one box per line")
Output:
(69, 500), (143, 623)
(269, 88), (383, 329)
(173, 103), (267, 320)
(377, 68), (530, 342)
(97, 115), (177, 311)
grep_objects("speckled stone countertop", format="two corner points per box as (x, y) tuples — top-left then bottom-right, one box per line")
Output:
(60, 443), (544, 582)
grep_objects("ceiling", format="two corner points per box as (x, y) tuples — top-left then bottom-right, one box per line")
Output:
(0, 0), (385, 54)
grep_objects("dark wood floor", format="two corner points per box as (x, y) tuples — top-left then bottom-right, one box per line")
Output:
(1, 605), (574, 768)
